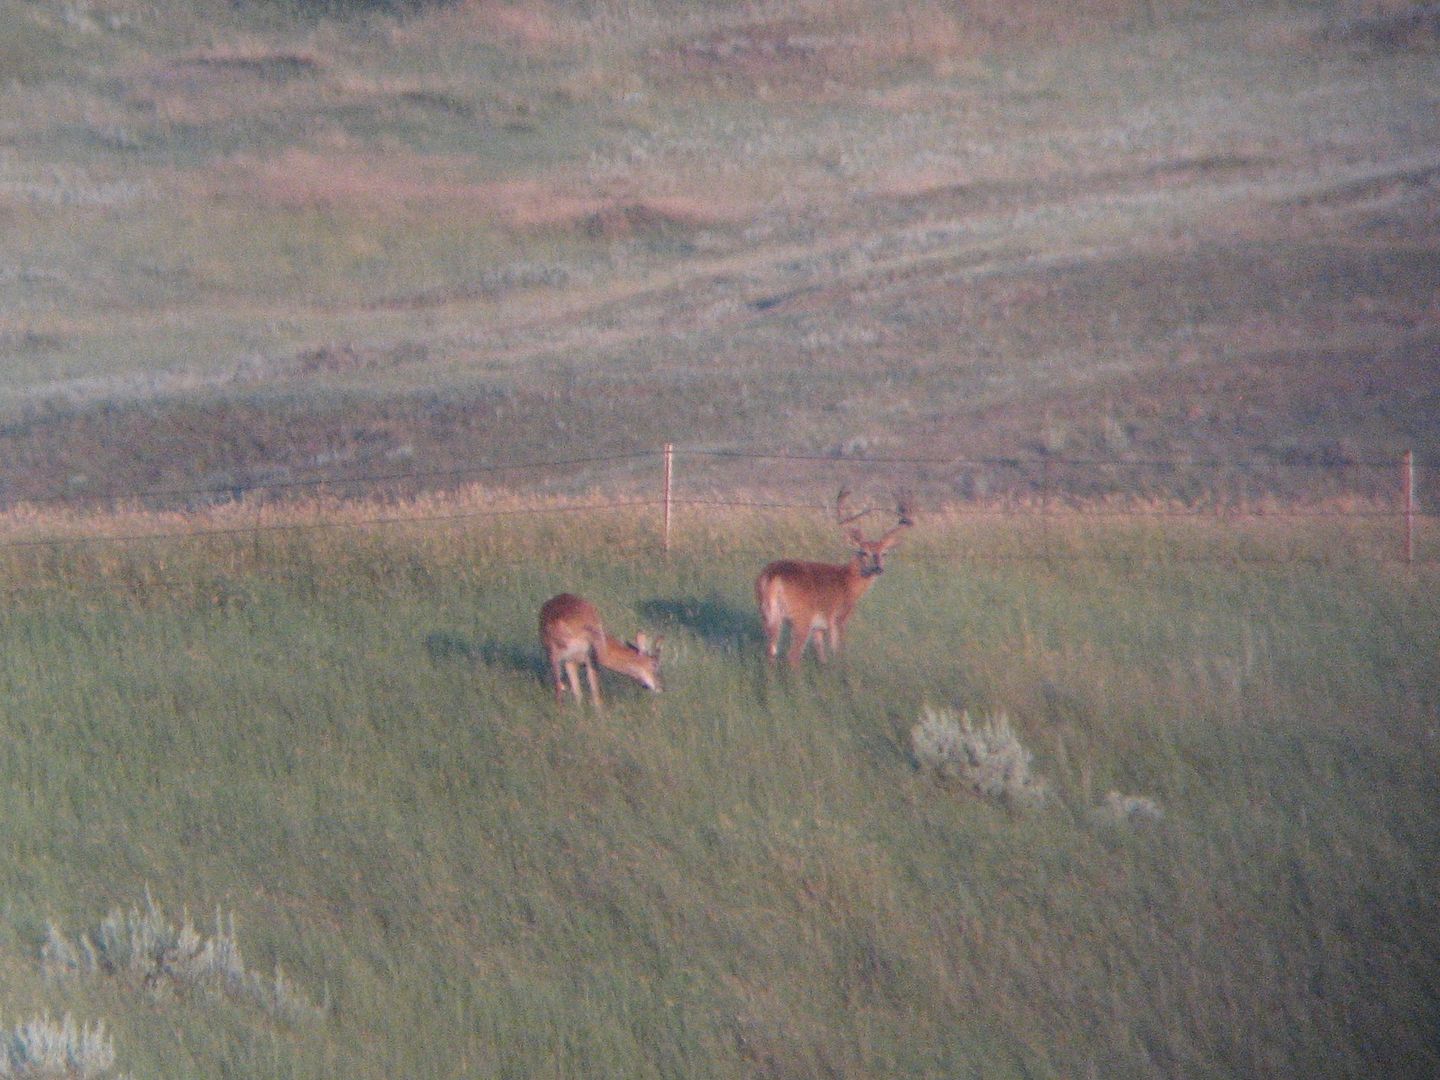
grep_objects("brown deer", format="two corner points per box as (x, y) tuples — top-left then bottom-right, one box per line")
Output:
(539, 593), (662, 706)
(755, 491), (914, 667)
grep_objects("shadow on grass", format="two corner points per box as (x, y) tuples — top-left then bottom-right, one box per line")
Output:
(638, 594), (760, 648)
(424, 631), (544, 681)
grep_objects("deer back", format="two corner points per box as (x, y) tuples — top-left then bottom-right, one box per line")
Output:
(540, 593), (604, 656)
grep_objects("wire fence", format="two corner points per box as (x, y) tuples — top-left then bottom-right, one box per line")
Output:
(0, 445), (1432, 565)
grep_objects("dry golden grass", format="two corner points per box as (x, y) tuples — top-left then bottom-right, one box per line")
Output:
(0, 483), (1417, 580)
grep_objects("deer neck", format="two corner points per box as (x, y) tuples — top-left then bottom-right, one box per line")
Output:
(848, 554), (881, 591)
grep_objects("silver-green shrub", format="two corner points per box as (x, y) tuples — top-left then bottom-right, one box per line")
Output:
(0, 1013), (117, 1078)
(43, 892), (324, 1023)
(1093, 790), (1165, 826)
(911, 707), (1049, 808)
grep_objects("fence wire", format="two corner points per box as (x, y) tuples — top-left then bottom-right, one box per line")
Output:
(0, 445), (1431, 563)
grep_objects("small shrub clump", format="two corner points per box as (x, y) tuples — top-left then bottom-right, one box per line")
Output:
(911, 707), (1049, 808)
(0, 1013), (118, 1078)
(43, 892), (324, 1024)
(1093, 790), (1165, 826)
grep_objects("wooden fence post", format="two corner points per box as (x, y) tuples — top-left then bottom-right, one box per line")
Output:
(1403, 449), (1414, 565)
(662, 443), (674, 555)
(1041, 456), (1052, 563)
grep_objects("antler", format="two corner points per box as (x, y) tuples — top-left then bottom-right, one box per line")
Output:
(838, 489), (917, 531)
(895, 490), (916, 528)
(835, 488), (872, 527)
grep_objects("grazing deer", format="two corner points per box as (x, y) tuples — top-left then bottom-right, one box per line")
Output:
(539, 593), (662, 706)
(755, 491), (914, 667)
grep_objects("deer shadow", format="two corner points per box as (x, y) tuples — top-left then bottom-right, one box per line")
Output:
(424, 630), (545, 681)
(637, 594), (760, 649)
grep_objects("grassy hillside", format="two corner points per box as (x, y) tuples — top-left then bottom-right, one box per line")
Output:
(1, 0), (1437, 503)
(3, 2), (1439, 1076)
(2, 496), (1438, 1076)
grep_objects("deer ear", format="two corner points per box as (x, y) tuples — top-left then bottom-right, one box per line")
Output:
(848, 527), (867, 545)
(634, 633), (651, 654)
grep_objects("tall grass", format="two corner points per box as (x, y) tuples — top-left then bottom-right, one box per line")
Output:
(1, 494), (1436, 1076)
(3, 1), (1438, 1072)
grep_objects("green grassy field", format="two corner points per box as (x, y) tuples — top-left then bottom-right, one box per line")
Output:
(2, 498), (1437, 1077)
(4, 1), (1440, 1075)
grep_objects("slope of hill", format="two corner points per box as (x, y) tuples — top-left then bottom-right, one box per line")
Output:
(1, 0), (1437, 505)
(3, 6), (1440, 1077)
(1, 499), (1437, 1078)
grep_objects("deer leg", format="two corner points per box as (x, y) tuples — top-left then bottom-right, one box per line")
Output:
(762, 616), (782, 661)
(761, 616), (782, 661)
(563, 660), (584, 702)
(812, 625), (830, 663)
(787, 626), (811, 667)
(584, 658), (603, 708)
(832, 608), (857, 660)
(552, 658), (567, 703)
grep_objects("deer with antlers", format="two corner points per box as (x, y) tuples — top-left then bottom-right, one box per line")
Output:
(755, 490), (914, 667)
(539, 593), (663, 706)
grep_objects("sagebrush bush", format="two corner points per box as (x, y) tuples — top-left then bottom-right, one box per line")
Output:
(43, 892), (324, 1023)
(1093, 790), (1164, 826)
(0, 1013), (117, 1078)
(910, 707), (1049, 808)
